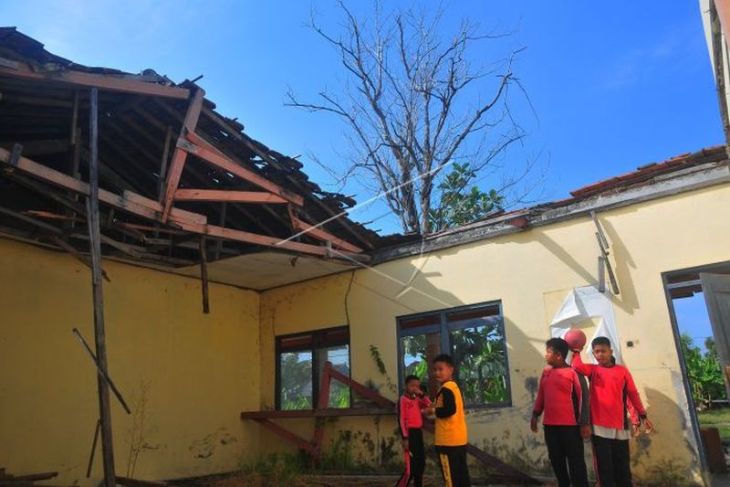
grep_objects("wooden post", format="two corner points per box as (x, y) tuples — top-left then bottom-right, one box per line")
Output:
(200, 236), (210, 314)
(87, 87), (117, 487)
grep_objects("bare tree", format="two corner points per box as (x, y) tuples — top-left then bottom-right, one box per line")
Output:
(287, 2), (529, 234)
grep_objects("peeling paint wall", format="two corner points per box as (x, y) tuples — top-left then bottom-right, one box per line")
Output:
(259, 183), (730, 483)
(0, 238), (261, 485)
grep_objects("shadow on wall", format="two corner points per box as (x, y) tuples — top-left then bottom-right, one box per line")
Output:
(631, 386), (701, 486)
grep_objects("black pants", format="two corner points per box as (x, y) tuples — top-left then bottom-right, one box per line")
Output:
(591, 435), (632, 487)
(544, 425), (589, 487)
(396, 428), (425, 487)
(436, 445), (471, 487)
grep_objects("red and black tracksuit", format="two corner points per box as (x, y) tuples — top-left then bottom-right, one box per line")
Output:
(396, 393), (430, 487)
(533, 365), (590, 487)
(572, 354), (646, 487)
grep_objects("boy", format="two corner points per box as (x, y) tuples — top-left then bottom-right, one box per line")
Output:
(425, 354), (471, 487)
(531, 337), (590, 487)
(396, 375), (431, 487)
(571, 336), (654, 487)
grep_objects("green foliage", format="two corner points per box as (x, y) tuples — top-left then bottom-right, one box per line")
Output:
(451, 324), (509, 404)
(680, 334), (725, 409)
(279, 352), (313, 410)
(428, 163), (504, 232)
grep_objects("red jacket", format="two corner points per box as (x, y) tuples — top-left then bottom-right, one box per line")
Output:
(533, 366), (584, 426)
(397, 394), (431, 438)
(572, 353), (646, 429)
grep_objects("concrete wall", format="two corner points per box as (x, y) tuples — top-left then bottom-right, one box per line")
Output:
(259, 182), (730, 483)
(0, 239), (261, 485)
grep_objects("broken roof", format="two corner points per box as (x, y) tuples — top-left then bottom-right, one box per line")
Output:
(0, 26), (378, 278)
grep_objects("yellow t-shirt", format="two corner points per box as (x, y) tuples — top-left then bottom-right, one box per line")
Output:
(434, 380), (467, 446)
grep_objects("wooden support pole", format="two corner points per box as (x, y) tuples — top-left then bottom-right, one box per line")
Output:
(87, 87), (117, 487)
(200, 236), (210, 314)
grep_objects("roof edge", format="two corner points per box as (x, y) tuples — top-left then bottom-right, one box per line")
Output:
(372, 158), (730, 264)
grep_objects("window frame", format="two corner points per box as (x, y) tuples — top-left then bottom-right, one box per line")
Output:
(275, 325), (351, 411)
(396, 300), (512, 410)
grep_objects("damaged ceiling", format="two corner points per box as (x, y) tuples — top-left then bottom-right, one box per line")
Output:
(0, 27), (379, 287)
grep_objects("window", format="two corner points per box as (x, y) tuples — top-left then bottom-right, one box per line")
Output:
(276, 326), (350, 410)
(397, 302), (511, 408)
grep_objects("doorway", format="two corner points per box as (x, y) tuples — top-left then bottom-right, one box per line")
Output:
(665, 263), (730, 482)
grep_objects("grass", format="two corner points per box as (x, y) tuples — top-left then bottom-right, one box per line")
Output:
(698, 408), (730, 441)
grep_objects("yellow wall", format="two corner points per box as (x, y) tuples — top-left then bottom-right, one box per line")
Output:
(3, 182), (729, 485)
(0, 239), (261, 485)
(259, 183), (730, 482)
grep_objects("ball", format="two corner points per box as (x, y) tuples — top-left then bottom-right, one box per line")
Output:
(564, 329), (587, 350)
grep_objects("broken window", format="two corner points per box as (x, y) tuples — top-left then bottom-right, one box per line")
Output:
(276, 326), (350, 410)
(397, 302), (511, 408)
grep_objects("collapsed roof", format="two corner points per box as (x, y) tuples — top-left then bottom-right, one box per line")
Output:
(0, 27), (379, 281)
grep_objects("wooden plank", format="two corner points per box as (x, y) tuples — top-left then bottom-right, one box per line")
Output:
(240, 408), (395, 420)
(182, 132), (304, 206)
(291, 215), (363, 253)
(199, 236), (210, 314)
(253, 419), (316, 453)
(160, 89), (205, 221)
(174, 188), (288, 204)
(122, 191), (206, 225)
(328, 365), (394, 408)
(0, 60), (189, 99)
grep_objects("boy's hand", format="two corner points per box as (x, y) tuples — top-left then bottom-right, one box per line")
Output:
(401, 438), (409, 452)
(644, 418), (654, 434)
(424, 406), (435, 416)
(530, 416), (538, 433)
(580, 425), (592, 439)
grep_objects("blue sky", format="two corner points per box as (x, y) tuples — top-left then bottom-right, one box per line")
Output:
(1, 0), (724, 235)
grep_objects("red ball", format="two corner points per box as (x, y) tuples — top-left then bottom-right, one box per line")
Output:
(564, 329), (587, 350)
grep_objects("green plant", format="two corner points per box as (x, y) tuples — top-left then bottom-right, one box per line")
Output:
(429, 163), (504, 232)
(240, 452), (307, 486)
(369, 345), (396, 393)
(680, 334), (725, 409)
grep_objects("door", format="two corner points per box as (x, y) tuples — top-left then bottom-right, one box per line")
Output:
(701, 273), (730, 400)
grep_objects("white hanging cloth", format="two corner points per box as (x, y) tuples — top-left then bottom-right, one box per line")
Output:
(549, 286), (623, 364)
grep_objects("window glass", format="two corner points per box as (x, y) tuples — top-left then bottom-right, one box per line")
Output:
(397, 303), (511, 407)
(278, 350), (313, 410)
(276, 327), (350, 410)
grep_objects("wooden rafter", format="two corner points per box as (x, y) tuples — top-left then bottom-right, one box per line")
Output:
(180, 131), (304, 206)
(0, 59), (189, 99)
(0, 147), (369, 260)
(160, 88), (205, 221)
(290, 214), (363, 253)
(174, 189), (287, 204)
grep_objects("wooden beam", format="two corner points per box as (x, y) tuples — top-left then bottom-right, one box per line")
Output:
(174, 219), (367, 260)
(0, 149), (368, 260)
(122, 191), (206, 225)
(160, 89), (205, 221)
(182, 131), (304, 206)
(174, 188), (288, 204)
(0, 60), (189, 99)
(0, 147), (206, 226)
(290, 215), (363, 253)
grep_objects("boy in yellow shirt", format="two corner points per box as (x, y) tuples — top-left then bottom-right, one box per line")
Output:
(425, 354), (470, 487)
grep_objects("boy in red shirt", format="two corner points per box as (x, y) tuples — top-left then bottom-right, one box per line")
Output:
(396, 375), (431, 487)
(531, 337), (590, 487)
(571, 336), (654, 487)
